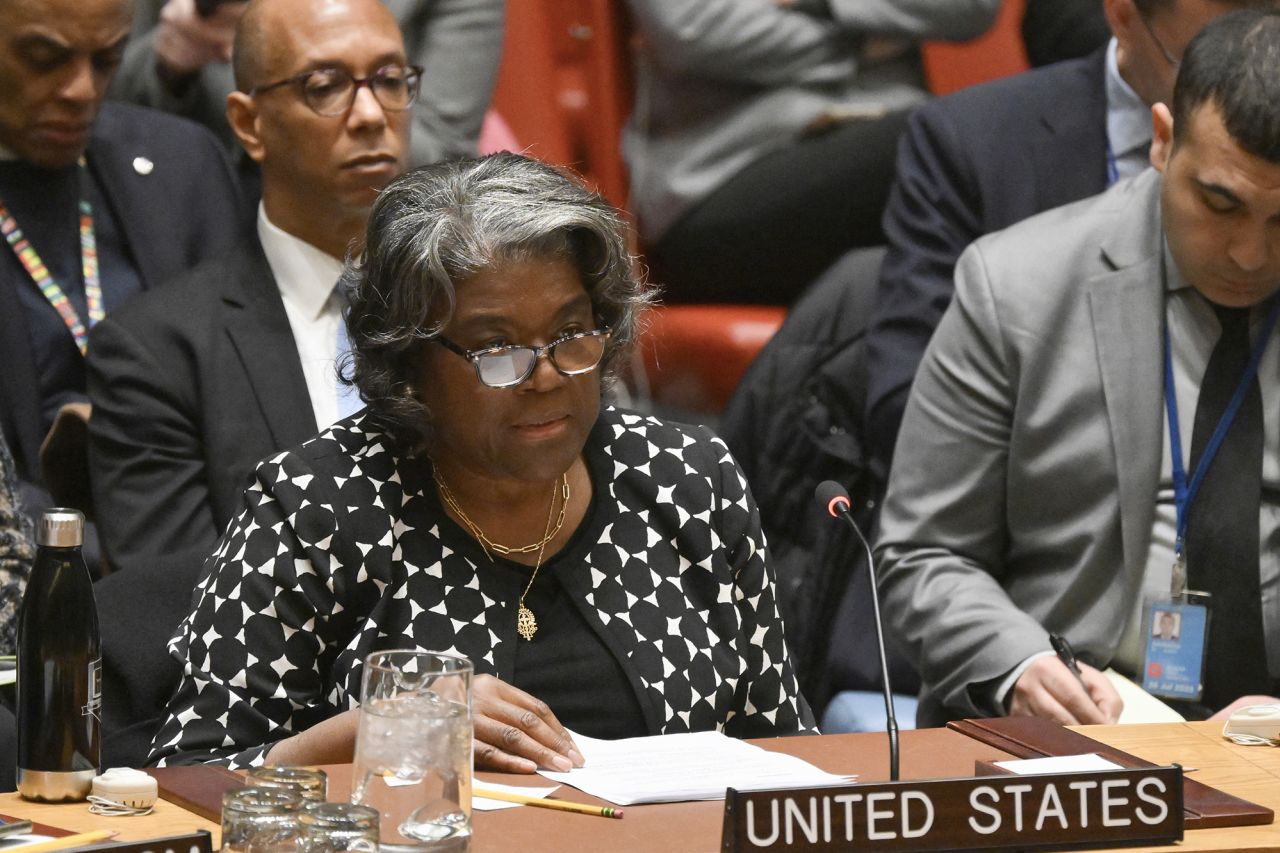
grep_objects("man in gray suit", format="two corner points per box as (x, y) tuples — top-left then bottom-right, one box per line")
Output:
(877, 9), (1280, 727)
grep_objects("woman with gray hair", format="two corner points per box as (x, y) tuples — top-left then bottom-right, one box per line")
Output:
(150, 153), (813, 769)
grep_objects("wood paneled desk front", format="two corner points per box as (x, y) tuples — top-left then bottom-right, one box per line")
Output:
(0, 722), (1275, 852)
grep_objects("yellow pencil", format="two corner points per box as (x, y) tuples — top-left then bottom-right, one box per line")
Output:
(15, 829), (118, 853)
(473, 787), (623, 819)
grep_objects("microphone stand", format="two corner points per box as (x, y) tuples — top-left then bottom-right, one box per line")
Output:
(818, 482), (900, 781)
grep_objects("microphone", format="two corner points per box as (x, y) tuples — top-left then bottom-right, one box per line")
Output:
(815, 479), (900, 782)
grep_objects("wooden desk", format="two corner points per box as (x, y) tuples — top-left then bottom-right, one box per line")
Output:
(0, 723), (1274, 852)
(1078, 721), (1280, 852)
(0, 792), (218, 844)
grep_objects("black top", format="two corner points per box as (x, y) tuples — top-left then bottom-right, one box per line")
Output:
(481, 477), (648, 739)
(150, 406), (814, 767)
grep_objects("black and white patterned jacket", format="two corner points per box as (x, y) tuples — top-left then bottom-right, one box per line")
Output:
(150, 407), (815, 766)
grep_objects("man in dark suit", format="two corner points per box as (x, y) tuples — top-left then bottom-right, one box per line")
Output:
(863, 0), (1272, 485)
(0, 0), (242, 500)
(84, 0), (411, 765)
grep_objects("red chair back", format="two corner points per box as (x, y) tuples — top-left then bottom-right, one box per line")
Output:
(634, 305), (786, 416)
(922, 0), (1030, 96)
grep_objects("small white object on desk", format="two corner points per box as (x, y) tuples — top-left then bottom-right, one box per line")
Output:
(88, 767), (159, 815)
(1223, 703), (1280, 746)
(993, 754), (1125, 775)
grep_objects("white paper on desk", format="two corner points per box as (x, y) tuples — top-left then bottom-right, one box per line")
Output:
(539, 730), (855, 806)
(1103, 669), (1186, 724)
(994, 753), (1124, 775)
(471, 782), (561, 812)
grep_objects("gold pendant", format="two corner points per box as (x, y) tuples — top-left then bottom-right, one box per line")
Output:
(517, 604), (538, 641)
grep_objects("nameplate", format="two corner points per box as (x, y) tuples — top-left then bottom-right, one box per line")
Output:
(721, 766), (1183, 852)
(71, 831), (214, 853)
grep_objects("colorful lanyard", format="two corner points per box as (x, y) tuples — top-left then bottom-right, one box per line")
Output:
(0, 162), (101, 356)
(1163, 295), (1280, 567)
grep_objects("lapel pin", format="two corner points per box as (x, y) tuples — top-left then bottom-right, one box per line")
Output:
(132, 156), (154, 176)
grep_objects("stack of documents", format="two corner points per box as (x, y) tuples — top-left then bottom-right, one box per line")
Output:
(540, 730), (856, 805)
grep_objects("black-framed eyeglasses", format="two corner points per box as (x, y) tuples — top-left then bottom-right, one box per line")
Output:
(250, 64), (423, 117)
(434, 328), (611, 388)
(1138, 13), (1180, 69)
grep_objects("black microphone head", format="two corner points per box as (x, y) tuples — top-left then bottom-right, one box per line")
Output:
(815, 480), (852, 517)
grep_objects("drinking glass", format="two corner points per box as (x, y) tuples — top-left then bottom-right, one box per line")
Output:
(221, 786), (304, 853)
(297, 802), (379, 853)
(351, 650), (473, 852)
(248, 766), (328, 802)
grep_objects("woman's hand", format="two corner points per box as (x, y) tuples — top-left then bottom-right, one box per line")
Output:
(472, 675), (584, 773)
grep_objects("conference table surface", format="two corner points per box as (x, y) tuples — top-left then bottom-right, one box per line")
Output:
(2, 721), (1278, 852)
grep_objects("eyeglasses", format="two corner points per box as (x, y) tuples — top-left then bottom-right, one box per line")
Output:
(1138, 13), (1180, 69)
(250, 64), (423, 117)
(435, 328), (611, 388)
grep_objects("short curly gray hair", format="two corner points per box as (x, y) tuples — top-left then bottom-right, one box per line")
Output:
(343, 153), (653, 451)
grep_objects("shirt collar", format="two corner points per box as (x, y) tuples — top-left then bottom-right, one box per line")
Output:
(1105, 38), (1153, 161)
(1162, 237), (1192, 294)
(257, 203), (345, 320)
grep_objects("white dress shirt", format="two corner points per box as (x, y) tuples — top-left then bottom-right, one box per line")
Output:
(256, 205), (346, 432)
(1104, 38), (1155, 184)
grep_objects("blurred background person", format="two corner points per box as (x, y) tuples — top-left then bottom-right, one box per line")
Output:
(622, 0), (1000, 305)
(150, 154), (814, 769)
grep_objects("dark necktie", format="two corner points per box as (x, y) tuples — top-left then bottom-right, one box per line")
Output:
(1185, 303), (1271, 709)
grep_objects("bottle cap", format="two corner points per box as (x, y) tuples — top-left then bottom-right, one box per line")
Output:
(38, 508), (85, 548)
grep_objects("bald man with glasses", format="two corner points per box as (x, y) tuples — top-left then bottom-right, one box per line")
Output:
(81, 0), (413, 764)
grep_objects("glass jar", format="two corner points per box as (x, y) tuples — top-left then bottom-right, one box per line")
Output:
(247, 766), (329, 802)
(221, 786), (305, 853)
(297, 802), (379, 853)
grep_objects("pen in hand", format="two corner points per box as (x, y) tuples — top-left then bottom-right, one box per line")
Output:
(1050, 633), (1087, 687)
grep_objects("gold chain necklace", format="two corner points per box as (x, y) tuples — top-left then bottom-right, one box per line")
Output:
(434, 471), (568, 557)
(433, 468), (570, 641)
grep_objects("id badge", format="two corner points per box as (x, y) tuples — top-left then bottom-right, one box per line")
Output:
(1141, 596), (1210, 701)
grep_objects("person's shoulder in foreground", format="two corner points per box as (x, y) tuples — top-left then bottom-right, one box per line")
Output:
(0, 434), (35, 657)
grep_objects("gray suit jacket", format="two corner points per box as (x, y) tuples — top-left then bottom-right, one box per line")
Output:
(876, 169), (1167, 723)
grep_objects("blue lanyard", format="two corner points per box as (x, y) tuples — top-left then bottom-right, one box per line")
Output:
(1164, 296), (1280, 555)
(1105, 140), (1119, 187)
